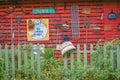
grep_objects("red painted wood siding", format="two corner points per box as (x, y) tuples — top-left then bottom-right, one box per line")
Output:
(0, 1), (120, 58)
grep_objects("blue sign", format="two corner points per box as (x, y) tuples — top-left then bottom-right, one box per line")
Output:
(32, 8), (55, 14)
(33, 19), (48, 40)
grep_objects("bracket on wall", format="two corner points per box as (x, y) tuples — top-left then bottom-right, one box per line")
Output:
(4, 0), (30, 14)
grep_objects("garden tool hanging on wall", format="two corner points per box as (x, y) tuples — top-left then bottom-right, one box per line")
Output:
(56, 27), (60, 50)
(15, 15), (22, 44)
(54, 22), (69, 31)
(84, 16), (91, 28)
(84, 16), (91, 44)
(10, 16), (14, 44)
(108, 9), (117, 20)
(93, 19), (101, 33)
(55, 2), (69, 32)
(62, 2), (70, 31)
(100, 9), (104, 20)
(54, 14), (62, 50)
(71, 5), (80, 40)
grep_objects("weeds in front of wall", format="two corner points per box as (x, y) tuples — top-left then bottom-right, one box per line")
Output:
(0, 41), (120, 80)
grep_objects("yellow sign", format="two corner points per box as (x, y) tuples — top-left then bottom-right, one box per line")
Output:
(27, 19), (49, 41)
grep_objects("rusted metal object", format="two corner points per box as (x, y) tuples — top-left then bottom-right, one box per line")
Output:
(4, 0), (30, 14)
(82, 8), (91, 14)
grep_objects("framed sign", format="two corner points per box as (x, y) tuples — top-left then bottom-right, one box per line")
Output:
(27, 19), (49, 41)
(32, 8), (55, 14)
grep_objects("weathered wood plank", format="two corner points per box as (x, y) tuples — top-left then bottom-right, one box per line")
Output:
(70, 51), (74, 70)
(110, 49), (114, 69)
(0, 45), (2, 58)
(84, 44), (87, 68)
(117, 45), (120, 70)
(31, 44), (35, 75)
(64, 53), (68, 70)
(104, 44), (107, 69)
(77, 44), (81, 65)
(18, 44), (21, 71)
(37, 44), (41, 75)
(23, 44), (28, 73)
(90, 44), (93, 66)
(11, 44), (15, 78)
(5, 44), (9, 75)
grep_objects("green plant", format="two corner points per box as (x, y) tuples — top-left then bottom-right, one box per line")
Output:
(0, 58), (9, 80)
(1, 43), (120, 80)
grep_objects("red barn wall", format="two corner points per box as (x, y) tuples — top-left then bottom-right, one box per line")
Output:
(0, 0), (120, 57)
